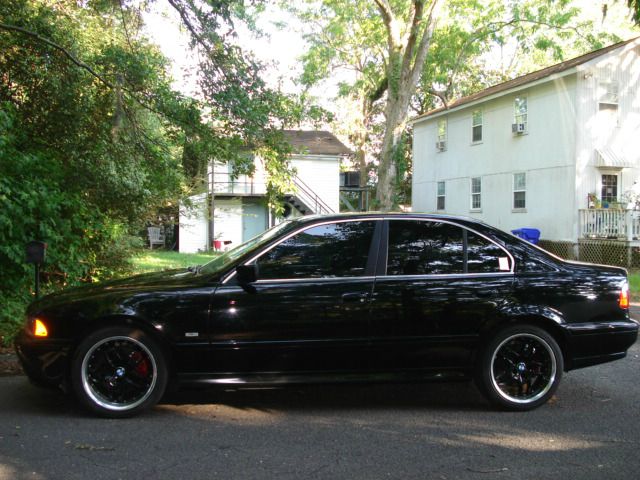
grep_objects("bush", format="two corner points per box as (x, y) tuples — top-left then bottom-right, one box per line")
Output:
(0, 108), (146, 345)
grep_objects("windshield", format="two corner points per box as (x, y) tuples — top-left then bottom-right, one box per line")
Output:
(199, 220), (294, 275)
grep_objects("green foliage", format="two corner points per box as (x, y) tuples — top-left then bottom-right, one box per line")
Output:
(629, 0), (640, 24)
(0, 0), (318, 343)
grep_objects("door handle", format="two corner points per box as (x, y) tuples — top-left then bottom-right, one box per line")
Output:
(342, 292), (369, 303)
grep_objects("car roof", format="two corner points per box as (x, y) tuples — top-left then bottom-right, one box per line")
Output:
(290, 212), (490, 228)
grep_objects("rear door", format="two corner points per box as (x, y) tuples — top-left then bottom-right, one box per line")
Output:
(368, 219), (515, 373)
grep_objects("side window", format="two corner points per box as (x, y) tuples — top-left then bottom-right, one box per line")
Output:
(387, 221), (464, 275)
(466, 231), (512, 273)
(257, 221), (376, 279)
(436, 181), (445, 210)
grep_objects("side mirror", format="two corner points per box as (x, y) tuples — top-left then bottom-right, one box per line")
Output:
(236, 264), (258, 284)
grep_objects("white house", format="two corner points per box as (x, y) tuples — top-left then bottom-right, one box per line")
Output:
(179, 130), (351, 253)
(411, 37), (640, 253)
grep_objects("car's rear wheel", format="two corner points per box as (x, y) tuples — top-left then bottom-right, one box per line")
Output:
(71, 326), (167, 418)
(476, 324), (563, 411)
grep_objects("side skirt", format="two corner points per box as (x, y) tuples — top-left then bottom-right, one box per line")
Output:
(176, 369), (471, 387)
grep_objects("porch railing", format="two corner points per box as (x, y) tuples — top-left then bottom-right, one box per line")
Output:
(579, 209), (640, 240)
(210, 175), (334, 215)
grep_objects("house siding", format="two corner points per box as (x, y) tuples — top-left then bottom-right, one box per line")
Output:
(290, 154), (341, 212)
(179, 151), (341, 253)
(413, 77), (578, 240)
(178, 193), (208, 253)
(574, 42), (640, 232)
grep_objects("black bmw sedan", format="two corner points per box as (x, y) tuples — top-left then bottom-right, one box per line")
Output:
(15, 213), (639, 417)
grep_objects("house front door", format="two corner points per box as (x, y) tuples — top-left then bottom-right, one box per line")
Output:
(242, 199), (268, 242)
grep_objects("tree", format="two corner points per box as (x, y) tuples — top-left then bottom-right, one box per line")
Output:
(629, 0), (640, 24)
(0, 0), (319, 343)
(291, 1), (386, 190)
(291, 0), (634, 210)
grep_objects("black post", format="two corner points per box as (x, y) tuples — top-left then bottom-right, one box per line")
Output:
(35, 263), (40, 298)
(26, 241), (47, 299)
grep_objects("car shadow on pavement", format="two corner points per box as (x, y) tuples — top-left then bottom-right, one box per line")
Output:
(158, 380), (491, 414)
(4, 375), (493, 417)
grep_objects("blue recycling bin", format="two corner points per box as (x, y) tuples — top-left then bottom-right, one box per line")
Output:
(511, 228), (541, 245)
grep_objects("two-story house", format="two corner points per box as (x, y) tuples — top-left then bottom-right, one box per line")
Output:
(179, 130), (351, 253)
(411, 37), (640, 264)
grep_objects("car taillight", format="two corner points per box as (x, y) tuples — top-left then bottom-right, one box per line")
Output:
(619, 283), (630, 309)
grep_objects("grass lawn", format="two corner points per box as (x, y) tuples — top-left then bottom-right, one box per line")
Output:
(129, 250), (219, 275)
(629, 271), (640, 301)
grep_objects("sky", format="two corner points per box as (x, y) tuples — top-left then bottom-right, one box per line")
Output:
(143, 2), (309, 97)
(143, 1), (639, 114)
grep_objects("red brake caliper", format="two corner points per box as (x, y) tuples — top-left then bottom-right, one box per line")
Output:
(131, 351), (149, 377)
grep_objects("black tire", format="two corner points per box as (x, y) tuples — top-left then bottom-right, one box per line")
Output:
(71, 326), (168, 418)
(476, 324), (563, 411)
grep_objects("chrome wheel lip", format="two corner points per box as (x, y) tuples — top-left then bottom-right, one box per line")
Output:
(490, 333), (556, 405)
(81, 336), (157, 412)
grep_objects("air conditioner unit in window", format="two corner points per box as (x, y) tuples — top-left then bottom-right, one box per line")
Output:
(435, 141), (446, 151)
(511, 123), (526, 134)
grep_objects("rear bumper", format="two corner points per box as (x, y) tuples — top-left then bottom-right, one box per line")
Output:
(14, 330), (71, 387)
(565, 320), (638, 370)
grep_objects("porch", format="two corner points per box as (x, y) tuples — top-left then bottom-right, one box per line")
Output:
(579, 209), (640, 241)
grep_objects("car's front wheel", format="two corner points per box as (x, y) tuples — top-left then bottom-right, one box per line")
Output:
(71, 326), (167, 418)
(476, 324), (563, 411)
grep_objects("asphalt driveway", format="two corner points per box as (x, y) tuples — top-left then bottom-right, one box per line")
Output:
(1, 337), (639, 480)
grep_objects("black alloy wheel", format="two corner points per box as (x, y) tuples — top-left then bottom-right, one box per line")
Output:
(477, 324), (563, 411)
(71, 327), (167, 418)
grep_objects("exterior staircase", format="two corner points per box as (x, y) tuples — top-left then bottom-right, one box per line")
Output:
(286, 176), (335, 215)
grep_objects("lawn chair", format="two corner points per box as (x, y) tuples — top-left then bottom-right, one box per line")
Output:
(147, 226), (165, 249)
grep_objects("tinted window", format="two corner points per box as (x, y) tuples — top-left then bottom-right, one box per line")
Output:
(257, 221), (376, 279)
(467, 231), (511, 273)
(387, 221), (464, 275)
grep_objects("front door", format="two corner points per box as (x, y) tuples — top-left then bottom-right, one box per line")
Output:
(242, 199), (268, 242)
(209, 219), (381, 376)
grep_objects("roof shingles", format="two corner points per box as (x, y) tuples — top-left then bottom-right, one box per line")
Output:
(282, 130), (352, 156)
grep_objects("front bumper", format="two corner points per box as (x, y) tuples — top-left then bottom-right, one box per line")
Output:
(14, 330), (72, 387)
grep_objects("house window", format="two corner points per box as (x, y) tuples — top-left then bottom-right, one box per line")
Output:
(599, 81), (619, 110)
(472, 110), (483, 143)
(513, 173), (526, 209)
(470, 177), (481, 210)
(437, 119), (447, 151)
(514, 96), (528, 132)
(598, 81), (618, 126)
(601, 174), (618, 205)
(436, 181), (445, 210)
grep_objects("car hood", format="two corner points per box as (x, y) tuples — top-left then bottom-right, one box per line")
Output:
(28, 268), (213, 314)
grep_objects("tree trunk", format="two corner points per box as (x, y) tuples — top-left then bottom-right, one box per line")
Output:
(373, 0), (441, 211)
(377, 87), (411, 211)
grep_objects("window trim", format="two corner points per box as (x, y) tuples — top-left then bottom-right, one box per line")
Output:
(514, 96), (528, 133)
(600, 172), (619, 205)
(222, 218), (384, 283)
(470, 177), (482, 211)
(598, 80), (619, 107)
(223, 216), (516, 283)
(436, 118), (448, 151)
(382, 217), (515, 276)
(436, 181), (446, 210)
(513, 172), (526, 210)
(471, 109), (483, 143)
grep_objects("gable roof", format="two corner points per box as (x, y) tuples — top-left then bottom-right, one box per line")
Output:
(282, 130), (352, 156)
(412, 36), (640, 123)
